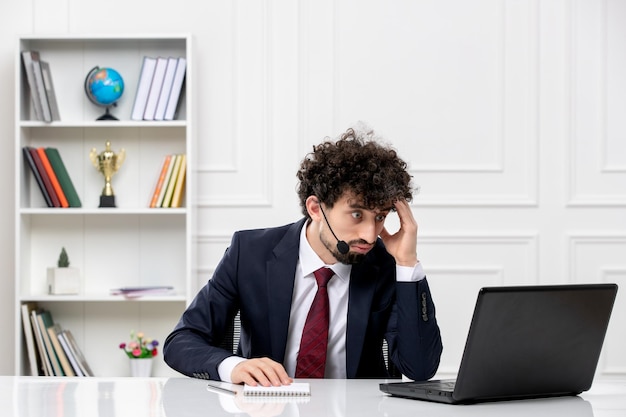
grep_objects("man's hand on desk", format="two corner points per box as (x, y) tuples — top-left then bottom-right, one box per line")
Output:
(231, 357), (293, 387)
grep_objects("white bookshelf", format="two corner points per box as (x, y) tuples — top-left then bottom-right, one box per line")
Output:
(14, 34), (193, 377)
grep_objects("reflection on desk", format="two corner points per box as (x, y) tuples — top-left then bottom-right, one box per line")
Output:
(2, 376), (625, 417)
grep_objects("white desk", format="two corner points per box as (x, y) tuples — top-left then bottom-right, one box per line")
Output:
(2, 376), (625, 417)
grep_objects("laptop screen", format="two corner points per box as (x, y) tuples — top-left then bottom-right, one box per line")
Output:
(453, 284), (618, 402)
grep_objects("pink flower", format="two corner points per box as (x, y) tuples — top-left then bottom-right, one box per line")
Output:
(119, 331), (159, 359)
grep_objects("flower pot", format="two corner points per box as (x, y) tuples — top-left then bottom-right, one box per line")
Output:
(47, 267), (81, 295)
(129, 358), (153, 377)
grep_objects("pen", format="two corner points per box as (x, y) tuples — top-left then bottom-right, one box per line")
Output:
(206, 382), (239, 396)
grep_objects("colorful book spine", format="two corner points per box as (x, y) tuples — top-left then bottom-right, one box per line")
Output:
(47, 324), (76, 376)
(156, 154), (177, 207)
(149, 154), (172, 208)
(44, 148), (81, 207)
(23, 147), (53, 207)
(161, 154), (182, 208)
(170, 154), (187, 208)
(36, 147), (69, 208)
(28, 147), (60, 207)
(37, 310), (64, 376)
(57, 332), (84, 376)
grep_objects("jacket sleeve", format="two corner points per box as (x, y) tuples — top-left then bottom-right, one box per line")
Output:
(385, 277), (443, 381)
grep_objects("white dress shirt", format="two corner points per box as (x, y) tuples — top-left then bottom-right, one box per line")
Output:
(218, 222), (425, 381)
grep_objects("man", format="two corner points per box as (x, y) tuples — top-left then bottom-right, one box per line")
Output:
(163, 124), (443, 386)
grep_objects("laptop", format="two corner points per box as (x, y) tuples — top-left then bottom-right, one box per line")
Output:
(379, 283), (618, 404)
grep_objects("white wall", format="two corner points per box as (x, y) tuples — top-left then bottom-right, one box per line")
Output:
(1, 0), (625, 377)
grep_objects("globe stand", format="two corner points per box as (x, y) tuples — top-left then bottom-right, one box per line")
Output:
(97, 106), (118, 121)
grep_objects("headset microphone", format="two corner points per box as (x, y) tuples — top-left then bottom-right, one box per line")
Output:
(318, 203), (350, 255)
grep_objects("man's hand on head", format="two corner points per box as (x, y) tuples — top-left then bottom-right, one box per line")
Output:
(379, 199), (418, 267)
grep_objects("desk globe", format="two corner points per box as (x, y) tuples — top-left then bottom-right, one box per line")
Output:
(84, 66), (124, 120)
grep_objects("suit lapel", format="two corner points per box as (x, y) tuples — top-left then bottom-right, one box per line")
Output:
(346, 260), (379, 377)
(266, 219), (306, 362)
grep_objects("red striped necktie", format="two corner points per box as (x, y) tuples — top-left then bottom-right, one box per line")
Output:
(295, 267), (335, 378)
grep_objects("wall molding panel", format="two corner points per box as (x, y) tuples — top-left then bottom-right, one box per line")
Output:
(197, 0), (273, 208)
(567, 0), (626, 206)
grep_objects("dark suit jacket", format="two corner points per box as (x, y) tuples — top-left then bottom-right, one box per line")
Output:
(163, 218), (442, 381)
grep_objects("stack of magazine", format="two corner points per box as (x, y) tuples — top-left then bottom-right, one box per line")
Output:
(110, 285), (175, 298)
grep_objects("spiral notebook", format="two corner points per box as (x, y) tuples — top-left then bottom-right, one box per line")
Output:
(206, 382), (311, 397)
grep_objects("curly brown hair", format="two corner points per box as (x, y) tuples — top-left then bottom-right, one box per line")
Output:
(296, 126), (414, 218)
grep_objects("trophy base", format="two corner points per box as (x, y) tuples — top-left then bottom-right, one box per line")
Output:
(99, 195), (116, 208)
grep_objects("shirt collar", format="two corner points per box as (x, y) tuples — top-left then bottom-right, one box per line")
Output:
(299, 220), (351, 282)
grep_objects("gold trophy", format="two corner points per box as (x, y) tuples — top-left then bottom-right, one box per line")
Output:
(89, 141), (126, 207)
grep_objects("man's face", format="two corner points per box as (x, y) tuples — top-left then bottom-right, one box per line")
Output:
(319, 194), (393, 265)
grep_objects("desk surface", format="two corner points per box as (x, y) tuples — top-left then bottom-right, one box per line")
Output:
(1, 376), (625, 417)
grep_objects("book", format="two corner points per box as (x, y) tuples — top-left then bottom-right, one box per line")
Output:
(161, 154), (182, 207)
(164, 57), (187, 120)
(30, 310), (52, 376)
(62, 329), (94, 376)
(31, 56), (53, 122)
(131, 56), (157, 120)
(44, 147), (81, 207)
(40, 60), (61, 121)
(20, 302), (41, 376)
(57, 331), (84, 376)
(37, 147), (69, 208)
(170, 154), (187, 208)
(154, 57), (178, 121)
(47, 324), (76, 376)
(37, 310), (65, 376)
(28, 147), (60, 207)
(23, 147), (53, 207)
(242, 382), (311, 397)
(21, 50), (44, 120)
(149, 154), (172, 208)
(156, 154), (178, 207)
(143, 57), (168, 120)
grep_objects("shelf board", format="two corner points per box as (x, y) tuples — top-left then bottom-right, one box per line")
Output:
(19, 120), (187, 128)
(19, 294), (187, 303)
(19, 208), (187, 215)
(18, 33), (191, 41)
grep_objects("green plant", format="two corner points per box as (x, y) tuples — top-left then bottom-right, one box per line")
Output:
(57, 247), (70, 268)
